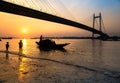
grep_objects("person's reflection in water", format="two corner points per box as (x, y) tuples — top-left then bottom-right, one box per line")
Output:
(19, 48), (23, 55)
(6, 52), (9, 60)
(19, 48), (23, 61)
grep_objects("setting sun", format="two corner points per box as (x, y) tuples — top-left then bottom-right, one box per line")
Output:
(20, 28), (30, 38)
(22, 28), (28, 34)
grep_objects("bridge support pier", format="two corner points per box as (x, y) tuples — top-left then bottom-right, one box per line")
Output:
(92, 13), (102, 39)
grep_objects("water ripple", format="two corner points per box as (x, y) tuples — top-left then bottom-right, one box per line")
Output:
(0, 50), (120, 78)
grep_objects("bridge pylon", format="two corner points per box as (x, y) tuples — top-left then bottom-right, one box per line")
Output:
(92, 12), (102, 38)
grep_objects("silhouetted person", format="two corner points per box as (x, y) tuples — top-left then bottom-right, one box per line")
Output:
(6, 42), (9, 51)
(19, 40), (23, 56)
(5, 42), (9, 60)
(19, 40), (23, 49)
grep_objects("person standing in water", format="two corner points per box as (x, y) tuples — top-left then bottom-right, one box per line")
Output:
(19, 40), (23, 49)
(6, 42), (9, 51)
(5, 42), (9, 60)
(19, 40), (23, 56)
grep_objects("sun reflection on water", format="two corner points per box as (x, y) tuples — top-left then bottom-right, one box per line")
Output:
(23, 39), (27, 48)
(22, 39), (27, 54)
(18, 57), (30, 82)
(18, 39), (29, 82)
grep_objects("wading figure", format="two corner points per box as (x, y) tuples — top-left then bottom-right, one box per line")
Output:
(6, 42), (9, 59)
(19, 40), (23, 56)
(6, 42), (9, 51)
(19, 40), (23, 49)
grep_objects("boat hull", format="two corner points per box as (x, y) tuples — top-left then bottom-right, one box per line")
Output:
(36, 42), (69, 49)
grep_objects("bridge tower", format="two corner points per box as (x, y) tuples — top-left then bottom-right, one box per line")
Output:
(92, 12), (102, 38)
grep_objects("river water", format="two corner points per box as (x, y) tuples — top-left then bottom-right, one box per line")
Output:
(0, 39), (120, 83)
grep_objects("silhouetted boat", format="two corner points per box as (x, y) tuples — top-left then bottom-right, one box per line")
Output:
(2, 37), (12, 39)
(36, 39), (70, 49)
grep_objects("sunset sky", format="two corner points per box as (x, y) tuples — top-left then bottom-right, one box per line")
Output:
(0, 0), (120, 38)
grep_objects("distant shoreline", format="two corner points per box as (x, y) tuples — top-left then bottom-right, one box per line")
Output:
(1, 36), (120, 40)
(31, 37), (96, 39)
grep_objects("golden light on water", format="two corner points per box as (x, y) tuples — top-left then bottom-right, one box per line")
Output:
(18, 39), (29, 82)
(23, 39), (27, 48)
(18, 58), (30, 82)
(22, 39), (27, 54)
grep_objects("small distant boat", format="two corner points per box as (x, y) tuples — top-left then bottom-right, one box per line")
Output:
(2, 37), (12, 39)
(36, 36), (70, 49)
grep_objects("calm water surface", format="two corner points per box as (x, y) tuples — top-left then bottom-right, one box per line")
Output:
(0, 39), (120, 83)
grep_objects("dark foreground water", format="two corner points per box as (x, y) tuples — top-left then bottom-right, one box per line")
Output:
(0, 39), (120, 83)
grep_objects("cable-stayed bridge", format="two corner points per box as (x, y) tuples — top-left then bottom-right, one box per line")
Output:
(0, 0), (109, 37)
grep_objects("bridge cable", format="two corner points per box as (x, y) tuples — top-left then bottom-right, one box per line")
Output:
(81, 14), (93, 27)
(36, 0), (45, 12)
(48, 0), (63, 17)
(50, 0), (76, 21)
(45, 0), (58, 15)
(50, 0), (73, 19)
(21, 0), (31, 8)
(95, 18), (100, 30)
(32, 0), (43, 11)
(47, 0), (64, 16)
(40, 0), (53, 14)
(48, 0), (62, 17)
(42, 0), (56, 15)
(39, 0), (48, 13)
(59, 0), (78, 21)
(101, 17), (107, 33)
